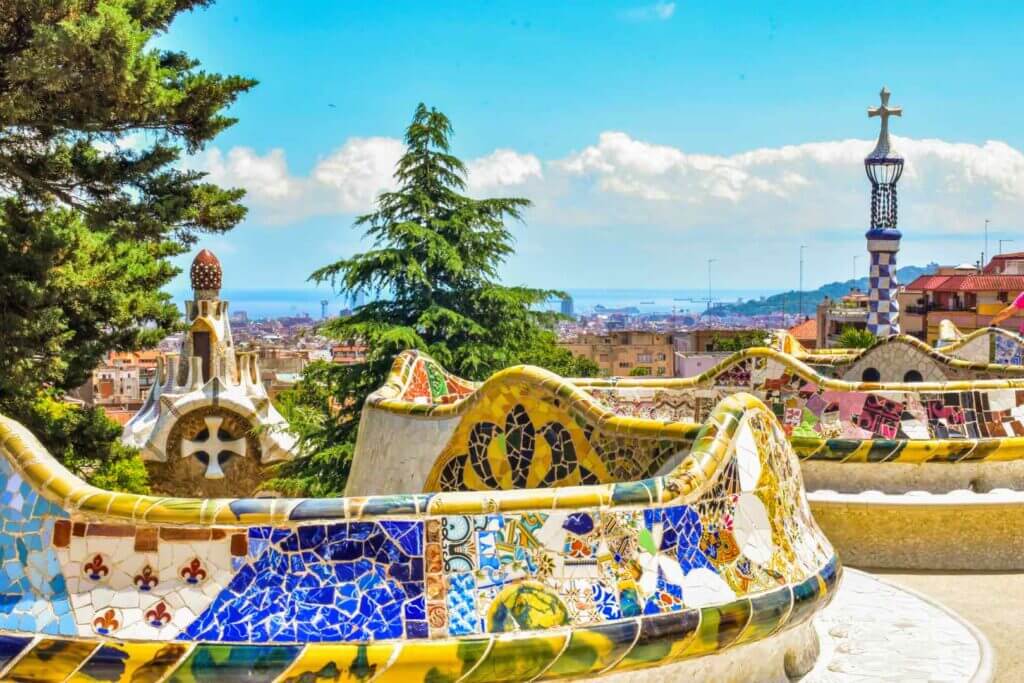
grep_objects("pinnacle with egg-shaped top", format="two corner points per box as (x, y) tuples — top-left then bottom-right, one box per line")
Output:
(191, 249), (222, 295)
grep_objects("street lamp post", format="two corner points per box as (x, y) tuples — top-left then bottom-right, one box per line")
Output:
(984, 219), (990, 266)
(799, 245), (807, 318)
(706, 259), (718, 313)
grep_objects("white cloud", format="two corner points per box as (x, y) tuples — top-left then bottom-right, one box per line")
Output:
(92, 132), (152, 155)
(191, 139), (543, 223)
(311, 137), (406, 212)
(467, 149), (543, 192)
(552, 133), (1024, 236)
(621, 2), (676, 22)
(189, 130), (1024, 243)
(202, 147), (295, 200)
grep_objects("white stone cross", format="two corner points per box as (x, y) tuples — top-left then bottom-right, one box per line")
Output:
(867, 87), (902, 157)
(181, 415), (247, 479)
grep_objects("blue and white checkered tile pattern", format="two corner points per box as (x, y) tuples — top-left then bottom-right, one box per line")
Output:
(867, 250), (901, 337)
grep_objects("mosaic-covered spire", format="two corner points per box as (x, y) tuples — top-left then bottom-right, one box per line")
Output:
(864, 87), (904, 338)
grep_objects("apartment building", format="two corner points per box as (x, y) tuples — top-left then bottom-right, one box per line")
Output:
(332, 341), (368, 365)
(91, 350), (162, 409)
(901, 255), (1024, 343)
(563, 331), (674, 377)
(814, 288), (869, 347)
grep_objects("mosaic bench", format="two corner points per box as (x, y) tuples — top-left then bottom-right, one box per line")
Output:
(934, 321), (1024, 364)
(350, 350), (1024, 569)
(0, 383), (837, 681)
(771, 328), (1024, 383)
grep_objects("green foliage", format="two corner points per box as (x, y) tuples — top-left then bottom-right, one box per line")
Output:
(0, 0), (252, 487)
(271, 104), (597, 496)
(628, 366), (652, 376)
(520, 329), (602, 377)
(709, 331), (768, 352)
(20, 393), (150, 494)
(836, 326), (876, 349)
(0, 204), (180, 399)
(266, 361), (355, 498)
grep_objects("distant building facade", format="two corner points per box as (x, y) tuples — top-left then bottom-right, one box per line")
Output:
(671, 329), (767, 376)
(89, 350), (163, 410)
(674, 353), (731, 379)
(560, 296), (574, 317)
(672, 329), (765, 354)
(563, 331), (674, 377)
(901, 254), (1024, 343)
(332, 341), (368, 365)
(815, 288), (869, 347)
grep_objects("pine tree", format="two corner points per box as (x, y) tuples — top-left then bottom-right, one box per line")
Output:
(0, 1), (254, 487)
(271, 104), (596, 496)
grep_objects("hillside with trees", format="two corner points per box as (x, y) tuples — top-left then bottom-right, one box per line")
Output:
(708, 263), (938, 318)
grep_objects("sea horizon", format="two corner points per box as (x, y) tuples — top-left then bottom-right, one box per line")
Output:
(167, 287), (779, 319)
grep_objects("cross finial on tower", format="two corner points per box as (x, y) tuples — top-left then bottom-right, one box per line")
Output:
(867, 87), (902, 160)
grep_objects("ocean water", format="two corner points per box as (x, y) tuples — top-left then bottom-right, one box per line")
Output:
(551, 288), (776, 315)
(169, 287), (777, 319)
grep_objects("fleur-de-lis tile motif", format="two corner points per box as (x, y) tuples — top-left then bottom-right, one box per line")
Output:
(134, 564), (159, 591)
(83, 554), (110, 582)
(180, 558), (207, 584)
(92, 608), (119, 635)
(146, 601), (172, 627)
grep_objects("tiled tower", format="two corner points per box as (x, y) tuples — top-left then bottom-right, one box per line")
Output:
(864, 87), (904, 337)
(123, 249), (297, 497)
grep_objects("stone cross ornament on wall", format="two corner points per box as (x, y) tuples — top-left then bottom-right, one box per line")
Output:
(181, 415), (247, 479)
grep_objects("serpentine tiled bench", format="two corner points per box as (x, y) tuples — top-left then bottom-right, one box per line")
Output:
(0, 374), (837, 681)
(351, 350), (1024, 569)
(771, 328), (1024, 382)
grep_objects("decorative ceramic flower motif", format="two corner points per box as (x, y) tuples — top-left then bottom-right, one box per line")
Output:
(532, 549), (555, 579)
(92, 608), (119, 635)
(637, 523), (685, 596)
(179, 557), (207, 584)
(134, 564), (159, 591)
(83, 553), (111, 582)
(146, 601), (172, 628)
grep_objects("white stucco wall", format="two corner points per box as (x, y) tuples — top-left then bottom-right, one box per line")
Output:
(345, 406), (460, 496)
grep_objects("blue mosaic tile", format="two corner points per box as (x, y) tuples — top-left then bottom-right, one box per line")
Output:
(182, 521), (425, 642)
(446, 572), (479, 636)
(0, 458), (72, 636)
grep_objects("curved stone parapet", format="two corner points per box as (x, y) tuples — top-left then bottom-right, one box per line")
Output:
(0, 379), (838, 680)
(356, 350), (1024, 493)
(771, 329), (1024, 382)
(355, 350), (1024, 569)
(935, 322), (1024, 364)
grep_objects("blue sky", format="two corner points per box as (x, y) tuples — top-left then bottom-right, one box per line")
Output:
(160, 1), (1024, 297)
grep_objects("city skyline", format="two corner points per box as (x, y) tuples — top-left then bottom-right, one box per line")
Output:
(159, 1), (1024, 294)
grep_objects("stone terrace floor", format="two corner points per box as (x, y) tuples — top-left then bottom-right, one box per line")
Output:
(876, 570), (1022, 682)
(808, 569), (989, 682)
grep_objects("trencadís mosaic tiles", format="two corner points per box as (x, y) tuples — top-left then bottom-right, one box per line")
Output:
(393, 346), (1024, 496)
(0, 375), (837, 680)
